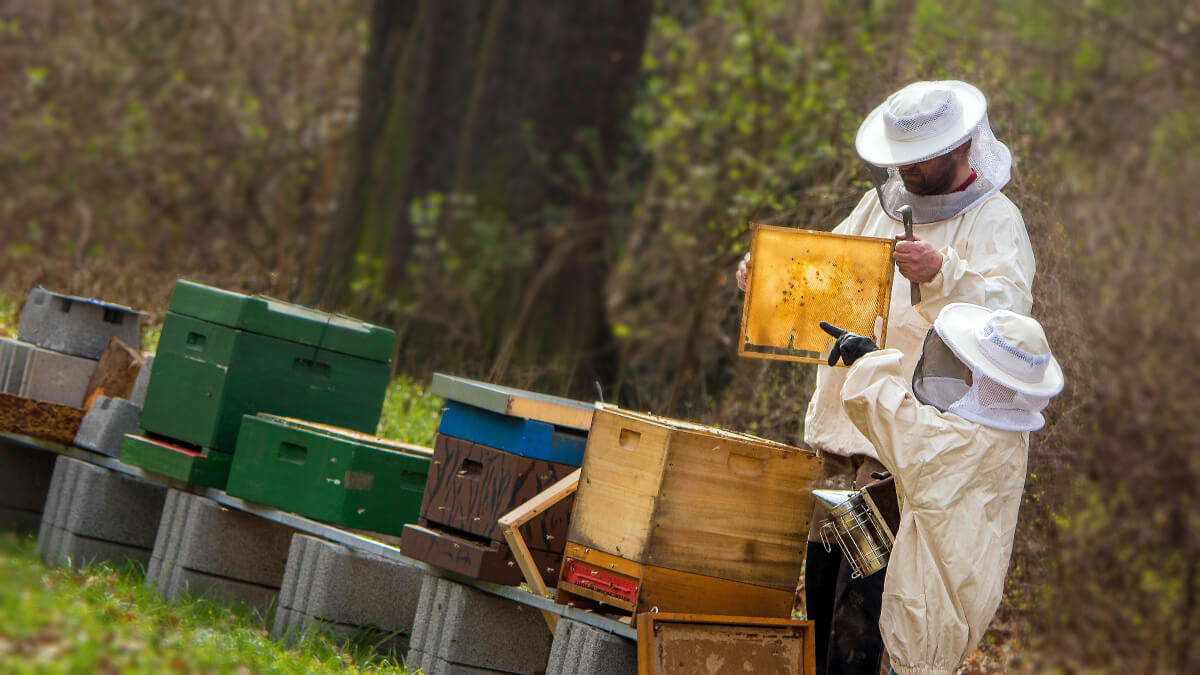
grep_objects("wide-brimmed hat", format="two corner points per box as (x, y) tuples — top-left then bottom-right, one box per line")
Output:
(856, 80), (988, 167)
(933, 304), (1064, 397)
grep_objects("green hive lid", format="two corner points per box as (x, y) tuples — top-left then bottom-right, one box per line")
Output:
(167, 279), (395, 362)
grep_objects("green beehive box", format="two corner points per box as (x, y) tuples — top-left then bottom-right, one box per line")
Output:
(139, 280), (395, 454)
(120, 434), (234, 488)
(225, 414), (431, 535)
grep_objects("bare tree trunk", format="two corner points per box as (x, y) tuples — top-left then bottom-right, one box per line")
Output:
(309, 0), (651, 396)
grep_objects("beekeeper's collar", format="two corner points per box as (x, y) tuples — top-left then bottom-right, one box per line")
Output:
(912, 304), (1063, 431)
(857, 81), (1012, 224)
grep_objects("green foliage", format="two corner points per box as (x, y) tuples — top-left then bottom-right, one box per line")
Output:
(0, 532), (410, 673)
(375, 375), (443, 448)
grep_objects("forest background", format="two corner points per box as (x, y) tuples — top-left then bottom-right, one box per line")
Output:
(0, 1), (1194, 672)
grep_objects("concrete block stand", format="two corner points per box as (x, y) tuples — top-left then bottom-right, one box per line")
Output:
(36, 455), (167, 568)
(0, 437), (57, 533)
(272, 534), (424, 657)
(406, 574), (553, 675)
(74, 396), (142, 457)
(16, 287), (142, 360)
(147, 489), (298, 610)
(545, 618), (637, 675)
(0, 336), (97, 407)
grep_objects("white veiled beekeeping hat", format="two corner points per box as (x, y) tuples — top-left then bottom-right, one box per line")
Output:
(856, 80), (1013, 224)
(912, 303), (1064, 432)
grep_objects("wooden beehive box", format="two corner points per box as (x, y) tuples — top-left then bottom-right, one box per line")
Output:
(638, 613), (816, 675)
(401, 376), (593, 585)
(558, 406), (821, 615)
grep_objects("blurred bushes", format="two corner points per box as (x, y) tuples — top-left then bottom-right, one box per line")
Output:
(0, 0), (367, 321)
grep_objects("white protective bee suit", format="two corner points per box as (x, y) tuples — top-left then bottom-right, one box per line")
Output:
(837, 304), (1064, 675)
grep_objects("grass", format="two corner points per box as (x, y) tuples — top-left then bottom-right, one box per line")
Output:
(0, 532), (414, 674)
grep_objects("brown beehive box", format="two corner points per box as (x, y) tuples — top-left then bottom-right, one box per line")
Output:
(638, 613), (816, 675)
(740, 224), (895, 363)
(566, 407), (821, 593)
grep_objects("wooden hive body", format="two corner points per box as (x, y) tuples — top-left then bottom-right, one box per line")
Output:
(401, 387), (588, 586)
(566, 407), (822, 593)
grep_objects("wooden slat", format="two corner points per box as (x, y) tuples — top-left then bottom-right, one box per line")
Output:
(430, 372), (595, 431)
(566, 409), (671, 561)
(82, 337), (144, 409)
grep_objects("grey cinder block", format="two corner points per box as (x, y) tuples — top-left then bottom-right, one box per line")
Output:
(16, 287), (142, 360)
(546, 619), (636, 675)
(272, 534), (423, 654)
(0, 336), (96, 407)
(147, 489), (297, 608)
(36, 455), (167, 568)
(74, 396), (142, 457)
(408, 575), (553, 675)
(0, 437), (57, 532)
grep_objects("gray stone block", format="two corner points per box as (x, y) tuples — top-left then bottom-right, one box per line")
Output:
(74, 396), (142, 457)
(283, 535), (423, 627)
(0, 336), (96, 407)
(148, 489), (296, 590)
(273, 534), (421, 654)
(39, 525), (151, 569)
(546, 619), (636, 675)
(410, 575), (552, 675)
(154, 561), (278, 609)
(16, 287), (142, 360)
(129, 354), (154, 408)
(36, 456), (166, 567)
(0, 438), (56, 528)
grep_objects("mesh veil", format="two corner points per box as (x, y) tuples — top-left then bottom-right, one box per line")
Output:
(912, 327), (1051, 431)
(867, 114), (1012, 224)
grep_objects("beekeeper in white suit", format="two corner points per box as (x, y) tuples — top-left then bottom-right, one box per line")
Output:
(819, 305), (1064, 675)
(736, 80), (1036, 675)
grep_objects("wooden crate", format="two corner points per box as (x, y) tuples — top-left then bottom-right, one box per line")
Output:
(555, 542), (795, 618)
(400, 433), (577, 585)
(567, 407), (821, 591)
(638, 613), (816, 674)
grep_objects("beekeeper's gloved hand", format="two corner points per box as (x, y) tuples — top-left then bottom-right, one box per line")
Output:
(820, 321), (879, 367)
(736, 252), (751, 292)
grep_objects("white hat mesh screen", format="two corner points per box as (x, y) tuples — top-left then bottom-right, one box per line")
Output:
(868, 113), (1013, 224)
(949, 369), (1050, 432)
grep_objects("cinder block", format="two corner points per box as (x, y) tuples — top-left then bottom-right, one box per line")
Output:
(39, 525), (152, 568)
(407, 575), (553, 674)
(129, 354), (154, 407)
(147, 489), (297, 607)
(36, 456), (166, 568)
(0, 336), (96, 407)
(272, 534), (423, 653)
(74, 396), (143, 457)
(0, 437), (56, 532)
(156, 563), (279, 608)
(546, 619), (636, 675)
(16, 287), (142, 360)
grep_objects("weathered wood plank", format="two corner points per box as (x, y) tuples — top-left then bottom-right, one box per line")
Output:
(430, 372), (595, 431)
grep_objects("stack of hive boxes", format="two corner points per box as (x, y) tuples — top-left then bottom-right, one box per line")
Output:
(401, 373), (594, 585)
(121, 280), (395, 489)
(1, 287), (143, 444)
(557, 406), (823, 617)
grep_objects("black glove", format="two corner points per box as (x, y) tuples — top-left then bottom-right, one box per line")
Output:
(819, 321), (879, 367)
